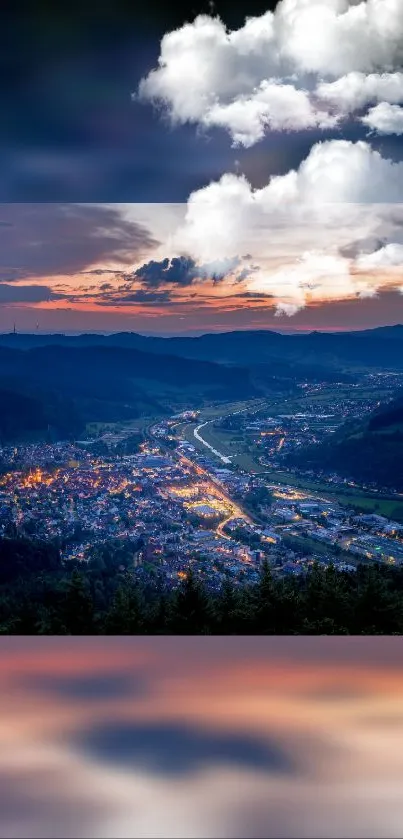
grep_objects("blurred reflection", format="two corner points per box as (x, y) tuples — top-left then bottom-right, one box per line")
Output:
(0, 637), (402, 838)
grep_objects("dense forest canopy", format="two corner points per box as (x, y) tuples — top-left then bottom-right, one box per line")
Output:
(1, 536), (402, 635)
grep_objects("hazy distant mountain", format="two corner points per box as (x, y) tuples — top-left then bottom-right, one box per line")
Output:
(353, 325), (403, 341)
(1, 326), (403, 373)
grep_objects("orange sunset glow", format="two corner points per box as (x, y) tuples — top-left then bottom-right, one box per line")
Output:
(0, 201), (402, 335)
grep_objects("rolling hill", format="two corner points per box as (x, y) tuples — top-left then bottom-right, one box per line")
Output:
(1, 325), (403, 375)
(0, 344), (258, 441)
(286, 393), (403, 492)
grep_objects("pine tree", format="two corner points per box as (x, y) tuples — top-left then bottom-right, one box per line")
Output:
(168, 569), (212, 634)
(62, 569), (95, 634)
(216, 575), (240, 633)
(274, 577), (304, 634)
(104, 575), (146, 634)
(149, 590), (169, 634)
(354, 564), (403, 634)
(255, 559), (280, 633)
(303, 562), (353, 633)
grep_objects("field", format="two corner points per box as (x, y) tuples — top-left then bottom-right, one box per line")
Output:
(199, 398), (267, 420)
(87, 414), (163, 435)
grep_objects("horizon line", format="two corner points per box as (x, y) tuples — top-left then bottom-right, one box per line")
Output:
(0, 324), (402, 339)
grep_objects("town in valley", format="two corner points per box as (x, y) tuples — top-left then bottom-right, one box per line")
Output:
(2, 370), (403, 592)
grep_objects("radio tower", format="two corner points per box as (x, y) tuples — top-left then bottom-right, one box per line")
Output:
(13, 323), (16, 335)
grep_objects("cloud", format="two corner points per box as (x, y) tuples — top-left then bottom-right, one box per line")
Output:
(80, 269), (121, 276)
(0, 637), (403, 839)
(339, 236), (388, 258)
(73, 721), (295, 777)
(138, 0), (403, 145)
(202, 82), (338, 148)
(0, 284), (63, 303)
(201, 257), (242, 282)
(132, 255), (240, 288)
(115, 290), (173, 305)
(361, 102), (403, 134)
(174, 140), (403, 261)
(172, 139), (403, 313)
(237, 291), (275, 299)
(248, 251), (378, 315)
(355, 242), (403, 269)
(18, 671), (150, 702)
(69, 288), (175, 308)
(316, 72), (403, 113)
(0, 204), (158, 282)
(132, 256), (197, 287)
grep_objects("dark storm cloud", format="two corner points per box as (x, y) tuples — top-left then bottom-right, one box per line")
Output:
(0, 204), (158, 281)
(133, 255), (240, 288)
(132, 256), (198, 288)
(236, 268), (254, 282)
(121, 289), (173, 304)
(0, 284), (64, 303)
(73, 721), (295, 777)
(339, 237), (388, 259)
(95, 288), (174, 306)
(80, 269), (119, 276)
(18, 671), (149, 702)
(237, 291), (274, 299)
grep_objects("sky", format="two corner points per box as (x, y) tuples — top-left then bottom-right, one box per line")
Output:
(0, 636), (402, 838)
(1, 0), (403, 334)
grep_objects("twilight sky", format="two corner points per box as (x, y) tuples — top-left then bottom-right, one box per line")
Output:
(2, 0), (403, 334)
(0, 636), (403, 838)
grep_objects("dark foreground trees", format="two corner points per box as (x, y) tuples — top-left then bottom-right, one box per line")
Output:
(1, 537), (403, 634)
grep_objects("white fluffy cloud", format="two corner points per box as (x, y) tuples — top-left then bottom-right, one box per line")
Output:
(356, 243), (403, 298)
(138, 1), (403, 314)
(138, 0), (403, 144)
(361, 102), (403, 134)
(316, 72), (403, 113)
(248, 251), (378, 315)
(203, 82), (338, 148)
(275, 0), (403, 76)
(175, 140), (403, 260)
(172, 139), (403, 313)
(355, 242), (403, 269)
